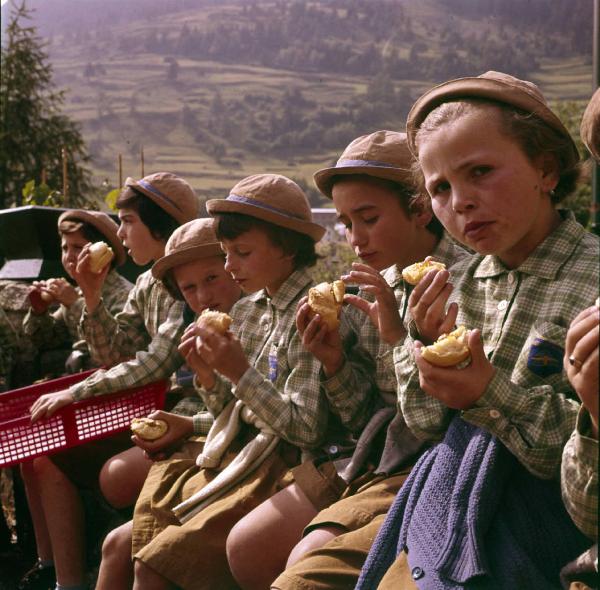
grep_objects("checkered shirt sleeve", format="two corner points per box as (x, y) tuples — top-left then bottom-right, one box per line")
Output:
(561, 407), (598, 539)
(69, 270), (186, 400)
(196, 269), (329, 449)
(22, 270), (132, 355)
(397, 213), (599, 479)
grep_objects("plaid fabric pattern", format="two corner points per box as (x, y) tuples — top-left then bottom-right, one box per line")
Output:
(22, 269), (132, 354)
(397, 212), (599, 479)
(196, 268), (330, 449)
(69, 270), (186, 400)
(561, 407), (598, 539)
(332, 233), (468, 434)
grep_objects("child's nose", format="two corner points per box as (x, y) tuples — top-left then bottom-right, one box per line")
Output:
(451, 186), (477, 213)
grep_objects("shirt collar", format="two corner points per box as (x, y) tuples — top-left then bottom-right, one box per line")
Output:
(474, 210), (585, 280)
(246, 267), (313, 311)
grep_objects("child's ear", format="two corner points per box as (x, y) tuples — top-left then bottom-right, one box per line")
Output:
(537, 154), (560, 193)
(410, 200), (433, 228)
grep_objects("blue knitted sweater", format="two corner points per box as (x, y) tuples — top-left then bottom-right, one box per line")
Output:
(356, 417), (591, 589)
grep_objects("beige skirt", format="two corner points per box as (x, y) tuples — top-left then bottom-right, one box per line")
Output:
(132, 431), (298, 590)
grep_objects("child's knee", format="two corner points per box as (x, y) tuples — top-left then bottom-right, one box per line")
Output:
(102, 525), (131, 560)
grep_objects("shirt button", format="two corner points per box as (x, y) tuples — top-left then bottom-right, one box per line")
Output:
(411, 566), (424, 580)
(497, 300), (508, 311)
(507, 273), (516, 285)
(489, 409), (501, 419)
(263, 323), (270, 332)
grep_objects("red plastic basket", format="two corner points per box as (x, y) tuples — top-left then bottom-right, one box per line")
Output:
(0, 370), (168, 468)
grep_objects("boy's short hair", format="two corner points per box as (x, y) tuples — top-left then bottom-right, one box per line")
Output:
(117, 187), (180, 242)
(213, 212), (319, 270)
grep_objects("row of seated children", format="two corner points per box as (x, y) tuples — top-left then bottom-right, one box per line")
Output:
(18, 69), (599, 590)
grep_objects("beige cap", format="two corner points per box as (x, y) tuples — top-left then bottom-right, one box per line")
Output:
(58, 209), (127, 266)
(313, 131), (414, 198)
(580, 87), (600, 162)
(152, 218), (223, 281)
(206, 174), (325, 242)
(406, 70), (579, 168)
(124, 172), (200, 225)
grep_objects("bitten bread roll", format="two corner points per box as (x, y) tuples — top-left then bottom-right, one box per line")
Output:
(196, 309), (233, 335)
(131, 417), (169, 441)
(402, 259), (446, 285)
(421, 325), (470, 367)
(307, 280), (345, 331)
(88, 241), (114, 273)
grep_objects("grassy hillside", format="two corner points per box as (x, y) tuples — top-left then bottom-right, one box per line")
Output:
(9, 0), (593, 205)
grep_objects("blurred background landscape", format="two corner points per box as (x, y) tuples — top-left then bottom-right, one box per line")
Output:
(1, 0), (593, 210)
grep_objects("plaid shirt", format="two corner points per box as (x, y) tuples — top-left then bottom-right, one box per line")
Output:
(196, 268), (336, 450)
(330, 233), (469, 434)
(69, 270), (186, 401)
(561, 407), (598, 539)
(396, 211), (599, 479)
(22, 269), (132, 355)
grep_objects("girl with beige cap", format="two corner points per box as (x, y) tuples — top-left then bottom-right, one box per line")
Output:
(352, 72), (598, 588)
(127, 173), (367, 590)
(95, 217), (243, 589)
(23, 172), (200, 590)
(228, 131), (468, 590)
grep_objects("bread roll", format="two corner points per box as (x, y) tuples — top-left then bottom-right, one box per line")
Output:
(131, 417), (169, 441)
(196, 309), (233, 335)
(307, 280), (345, 331)
(402, 259), (446, 285)
(421, 325), (470, 367)
(88, 241), (114, 273)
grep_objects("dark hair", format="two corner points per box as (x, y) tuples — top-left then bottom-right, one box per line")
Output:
(414, 99), (579, 203)
(213, 212), (319, 269)
(330, 174), (443, 238)
(116, 187), (180, 241)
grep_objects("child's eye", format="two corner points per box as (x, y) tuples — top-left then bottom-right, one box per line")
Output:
(431, 181), (450, 196)
(472, 166), (491, 177)
(363, 216), (378, 225)
(205, 274), (217, 284)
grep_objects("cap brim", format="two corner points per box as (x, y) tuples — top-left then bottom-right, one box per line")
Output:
(152, 243), (224, 281)
(313, 165), (413, 199)
(206, 199), (325, 242)
(406, 76), (579, 166)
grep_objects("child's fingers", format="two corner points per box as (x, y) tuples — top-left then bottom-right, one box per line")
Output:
(567, 323), (599, 370)
(343, 293), (371, 315)
(565, 307), (600, 358)
(438, 302), (459, 335)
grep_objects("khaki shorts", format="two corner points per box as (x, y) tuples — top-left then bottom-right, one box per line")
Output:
(133, 437), (299, 590)
(291, 459), (347, 512)
(305, 469), (410, 535)
(271, 469), (412, 590)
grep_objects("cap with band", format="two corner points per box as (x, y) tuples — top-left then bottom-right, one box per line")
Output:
(124, 172), (200, 225)
(206, 174), (325, 242)
(152, 218), (223, 281)
(406, 70), (579, 169)
(313, 130), (414, 199)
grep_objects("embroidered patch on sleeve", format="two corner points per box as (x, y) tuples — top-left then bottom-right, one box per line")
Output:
(527, 338), (564, 377)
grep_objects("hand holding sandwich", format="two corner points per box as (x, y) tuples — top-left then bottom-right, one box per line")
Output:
(73, 242), (113, 313)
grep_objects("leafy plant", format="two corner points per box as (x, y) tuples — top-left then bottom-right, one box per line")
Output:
(21, 179), (63, 207)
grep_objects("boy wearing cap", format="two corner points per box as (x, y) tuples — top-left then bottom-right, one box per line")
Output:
(353, 71), (598, 588)
(95, 217), (243, 589)
(22, 209), (132, 374)
(128, 173), (370, 590)
(230, 131), (467, 590)
(23, 173), (200, 590)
